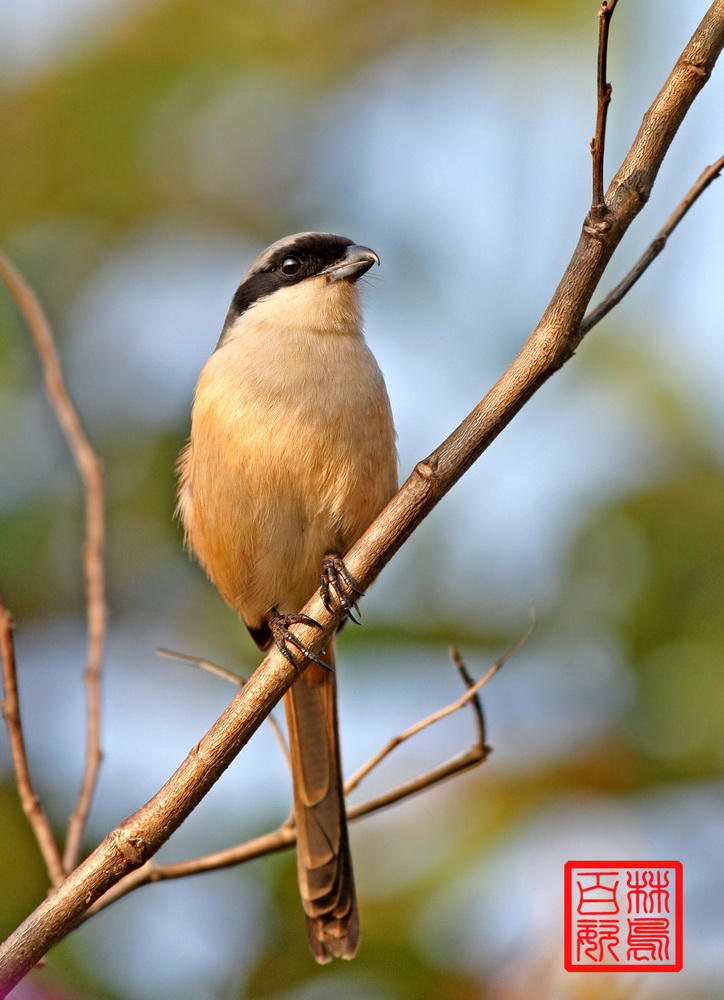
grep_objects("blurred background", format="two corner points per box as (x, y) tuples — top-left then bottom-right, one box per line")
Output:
(1, 0), (723, 998)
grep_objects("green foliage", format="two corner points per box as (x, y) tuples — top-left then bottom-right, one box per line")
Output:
(0, 784), (52, 939)
(573, 463), (724, 779)
(0, 0), (583, 247)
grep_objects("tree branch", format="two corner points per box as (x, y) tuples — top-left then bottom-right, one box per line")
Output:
(0, 253), (108, 875)
(0, 599), (66, 887)
(344, 617), (531, 796)
(155, 647), (291, 769)
(591, 0), (619, 212)
(582, 153), (724, 334)
(85, 645), (498, 918)
(1, 2), (723, 992)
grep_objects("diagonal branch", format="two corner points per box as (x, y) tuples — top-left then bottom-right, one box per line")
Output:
(0, 253), (107, 875)
(0, 599), (66, 887)
(86, 744), (491, 918)
(155, 647), (291, 769)
(582, 153), (724, 334)
(85, 645), (499, 918)
(1, 2), (724, 991)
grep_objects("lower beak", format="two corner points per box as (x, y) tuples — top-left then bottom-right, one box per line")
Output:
(322, 245), (380, 283)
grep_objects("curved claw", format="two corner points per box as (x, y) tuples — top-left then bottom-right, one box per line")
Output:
(269, 610), (330, 671)
(320, 555), (364, 624)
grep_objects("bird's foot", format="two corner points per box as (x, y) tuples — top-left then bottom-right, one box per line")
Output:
(268, 609), (330, 671)
(320, 555), (364, 624)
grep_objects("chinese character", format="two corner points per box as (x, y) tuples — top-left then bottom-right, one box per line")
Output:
(576, 872), (620, 915)
(576, 919), (620, 962)
(627, 869), (670, 914)
(627, 918), (671, 961)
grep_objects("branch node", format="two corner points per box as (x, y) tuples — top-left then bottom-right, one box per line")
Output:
(415, 456), (440, 482)
(683, 59), (709, 81)
(582, 212), (612, 240)
(582, 152), (724, 335)
(115, 832), (151, 865)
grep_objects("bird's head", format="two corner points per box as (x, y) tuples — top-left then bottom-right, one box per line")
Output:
(220, 233), (380, 344)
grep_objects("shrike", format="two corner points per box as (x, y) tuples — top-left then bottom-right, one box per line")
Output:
(177, 232), (397, 962)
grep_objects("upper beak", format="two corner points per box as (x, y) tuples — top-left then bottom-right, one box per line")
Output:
(322, 244), (380, 283)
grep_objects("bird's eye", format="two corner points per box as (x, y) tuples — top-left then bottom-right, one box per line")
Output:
(281, 256), (302, 275)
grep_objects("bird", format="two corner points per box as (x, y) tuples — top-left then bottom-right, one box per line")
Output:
(177, 232), (398, 962)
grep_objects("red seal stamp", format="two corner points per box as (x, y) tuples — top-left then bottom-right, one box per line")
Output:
(564, 861), (683, 972)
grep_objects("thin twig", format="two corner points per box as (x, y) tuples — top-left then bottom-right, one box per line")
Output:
(84, 827), (298, 915)
(0, 252), (107, 874)
(156, 648), (290, 768)
(344, 620), (532, 795)
(155, 647), (244, 687)
(0, 599), (65, 887)
(450, 646), (486, 745)
(349, 746), (487, 819)
(582, 153), (724, 334)
(87, 741), (490, 918)
(591, 0), (619, 212)
(86, 646), (505, 919)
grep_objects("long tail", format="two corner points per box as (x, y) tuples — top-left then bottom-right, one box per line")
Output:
(283, 639), (359, 962)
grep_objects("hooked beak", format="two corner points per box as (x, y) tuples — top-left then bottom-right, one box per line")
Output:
(321, 244), (380, 283)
